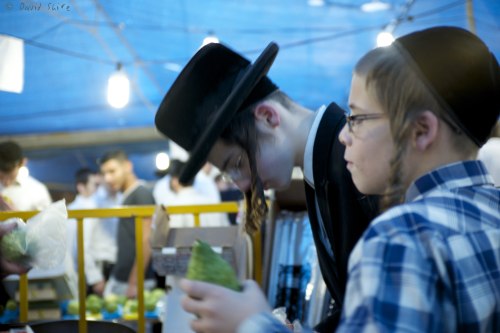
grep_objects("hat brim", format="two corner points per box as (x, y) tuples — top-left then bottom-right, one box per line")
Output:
(179, 42), (279, 183)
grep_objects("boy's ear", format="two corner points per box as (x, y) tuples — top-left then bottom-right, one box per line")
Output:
(253, 102), (281, 128)
(412, 110), (439, 151)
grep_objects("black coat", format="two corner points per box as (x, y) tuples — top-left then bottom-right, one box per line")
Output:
(304, 103), (379, 332)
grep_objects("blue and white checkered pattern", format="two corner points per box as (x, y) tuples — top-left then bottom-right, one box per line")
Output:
(338, 160), (500, 333)
(238, 161), (500, 333)
(239, 160), (499, 333)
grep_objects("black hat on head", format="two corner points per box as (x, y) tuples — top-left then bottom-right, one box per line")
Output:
(395, 26), (500, 146)
(155, 42), (279, 183)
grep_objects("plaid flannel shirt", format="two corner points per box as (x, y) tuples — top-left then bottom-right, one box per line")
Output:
(239, 160), (499, 333)
(338, 160), (500, 332)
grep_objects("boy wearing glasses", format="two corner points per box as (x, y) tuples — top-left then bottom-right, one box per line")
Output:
(176, 27), (500, 333)
(155, 42), (378, 331)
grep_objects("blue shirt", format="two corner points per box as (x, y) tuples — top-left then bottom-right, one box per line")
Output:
(239, 161), (500, 333)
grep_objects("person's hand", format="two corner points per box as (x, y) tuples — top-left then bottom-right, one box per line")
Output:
(0, 222), (31, 278)
(180, 278), (271, 333)
(0, 196), (14, 211)
(126, 283), (137, 299)
(92, 280), (106, 296)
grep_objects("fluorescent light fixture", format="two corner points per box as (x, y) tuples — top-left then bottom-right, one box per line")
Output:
(107, 63), (130, 109)
(361, 0), (391, 12)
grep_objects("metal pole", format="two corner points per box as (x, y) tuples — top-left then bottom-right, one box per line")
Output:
(77, 218), (87, 333)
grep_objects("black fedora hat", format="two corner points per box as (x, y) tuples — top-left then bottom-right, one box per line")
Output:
(155, 42), (279, 183)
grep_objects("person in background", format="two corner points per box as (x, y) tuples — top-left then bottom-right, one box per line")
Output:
(179, 26), (500, 333)
(215, 173), (244, 225)
(68, 168), (116, 296)
(98, 150), (156, 298)
(155, 41), (378, 331)
(153, 161), (221, 207)
(478, 121), (500, 186)
(0, 141), (51, 211)
(168, 159), (229, 228)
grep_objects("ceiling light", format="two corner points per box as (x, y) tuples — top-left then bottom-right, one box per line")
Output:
(376, 31), (395, 47)
(155, 152), (170, 171)
(202, 32), (219, 47)
(361, 0), (391, 12)
(107, 63), (130, 109)
(308, 0), (325, 7)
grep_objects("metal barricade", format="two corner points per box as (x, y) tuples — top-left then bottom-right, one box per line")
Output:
(0, 202), (262, 333)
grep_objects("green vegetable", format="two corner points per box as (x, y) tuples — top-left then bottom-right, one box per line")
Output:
(104, 294), (119, 313)
(145, 298), (156, 312)
(67, 300), (79, 315)
(86, 294), (103, 314)
(186, 240), (240, 291)
(105, 301), (118, 313)
(0, 226), (29, 264)
(6, 299), (17, 311)
(116, 294), (127, 306)
(150, 288), (165, 302)
(125, 299), (138, 313)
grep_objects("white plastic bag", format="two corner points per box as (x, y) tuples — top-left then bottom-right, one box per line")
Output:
(1, 200), (68, 269)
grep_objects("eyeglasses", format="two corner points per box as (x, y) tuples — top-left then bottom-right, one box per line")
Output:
(344, 112), (386, 134)
(221, 154), (244, 182)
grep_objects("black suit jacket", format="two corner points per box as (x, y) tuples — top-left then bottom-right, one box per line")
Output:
(304, 103), (379, 332)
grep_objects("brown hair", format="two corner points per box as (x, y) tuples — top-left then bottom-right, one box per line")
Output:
(354, 46), (476, 211)
(0, 141), (23, 172)
(219, 90), (291, 234)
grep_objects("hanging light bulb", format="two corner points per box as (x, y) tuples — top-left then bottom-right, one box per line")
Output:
(107, 62), (130, 109)
(155, 152), (170, 171)
(201, 31), (219, 47)
(361, 0), (391, 12)
(307, 0), (325, 7)
(376, 31), (395, 47)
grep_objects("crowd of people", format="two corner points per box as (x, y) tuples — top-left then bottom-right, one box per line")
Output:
(0, 141), (233, 301)
(0, 25), (499, 332)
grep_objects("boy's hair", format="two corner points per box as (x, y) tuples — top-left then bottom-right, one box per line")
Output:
(0, 141), (24, 172)
(74, 168), (95, 186)
(214, 90), (291, 233)
(355, 46), (477, 211)
(98, 150), (129, 166)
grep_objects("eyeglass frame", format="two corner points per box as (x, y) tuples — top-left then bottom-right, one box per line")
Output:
(344, 112), (386, 134)
(344, 111), (463, 137)
(220, 153), (244, 182)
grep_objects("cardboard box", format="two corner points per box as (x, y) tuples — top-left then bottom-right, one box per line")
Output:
(150, 206), (249, 279)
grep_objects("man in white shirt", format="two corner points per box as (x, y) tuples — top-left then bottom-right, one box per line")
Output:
(68, 168), (117, 296)
(0, 141), (51, 211)
(168, 160), (229, 228)
(153, 162), (221, 206)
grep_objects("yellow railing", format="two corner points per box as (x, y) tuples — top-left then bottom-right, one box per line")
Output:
(0, 202), (262, 333)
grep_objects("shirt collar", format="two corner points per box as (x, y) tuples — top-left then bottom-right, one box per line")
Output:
(405, 160), (494, 202)
(303, 105), (327, 188)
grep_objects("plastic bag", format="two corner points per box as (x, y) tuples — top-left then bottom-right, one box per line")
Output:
(0, 200), (68, 269)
